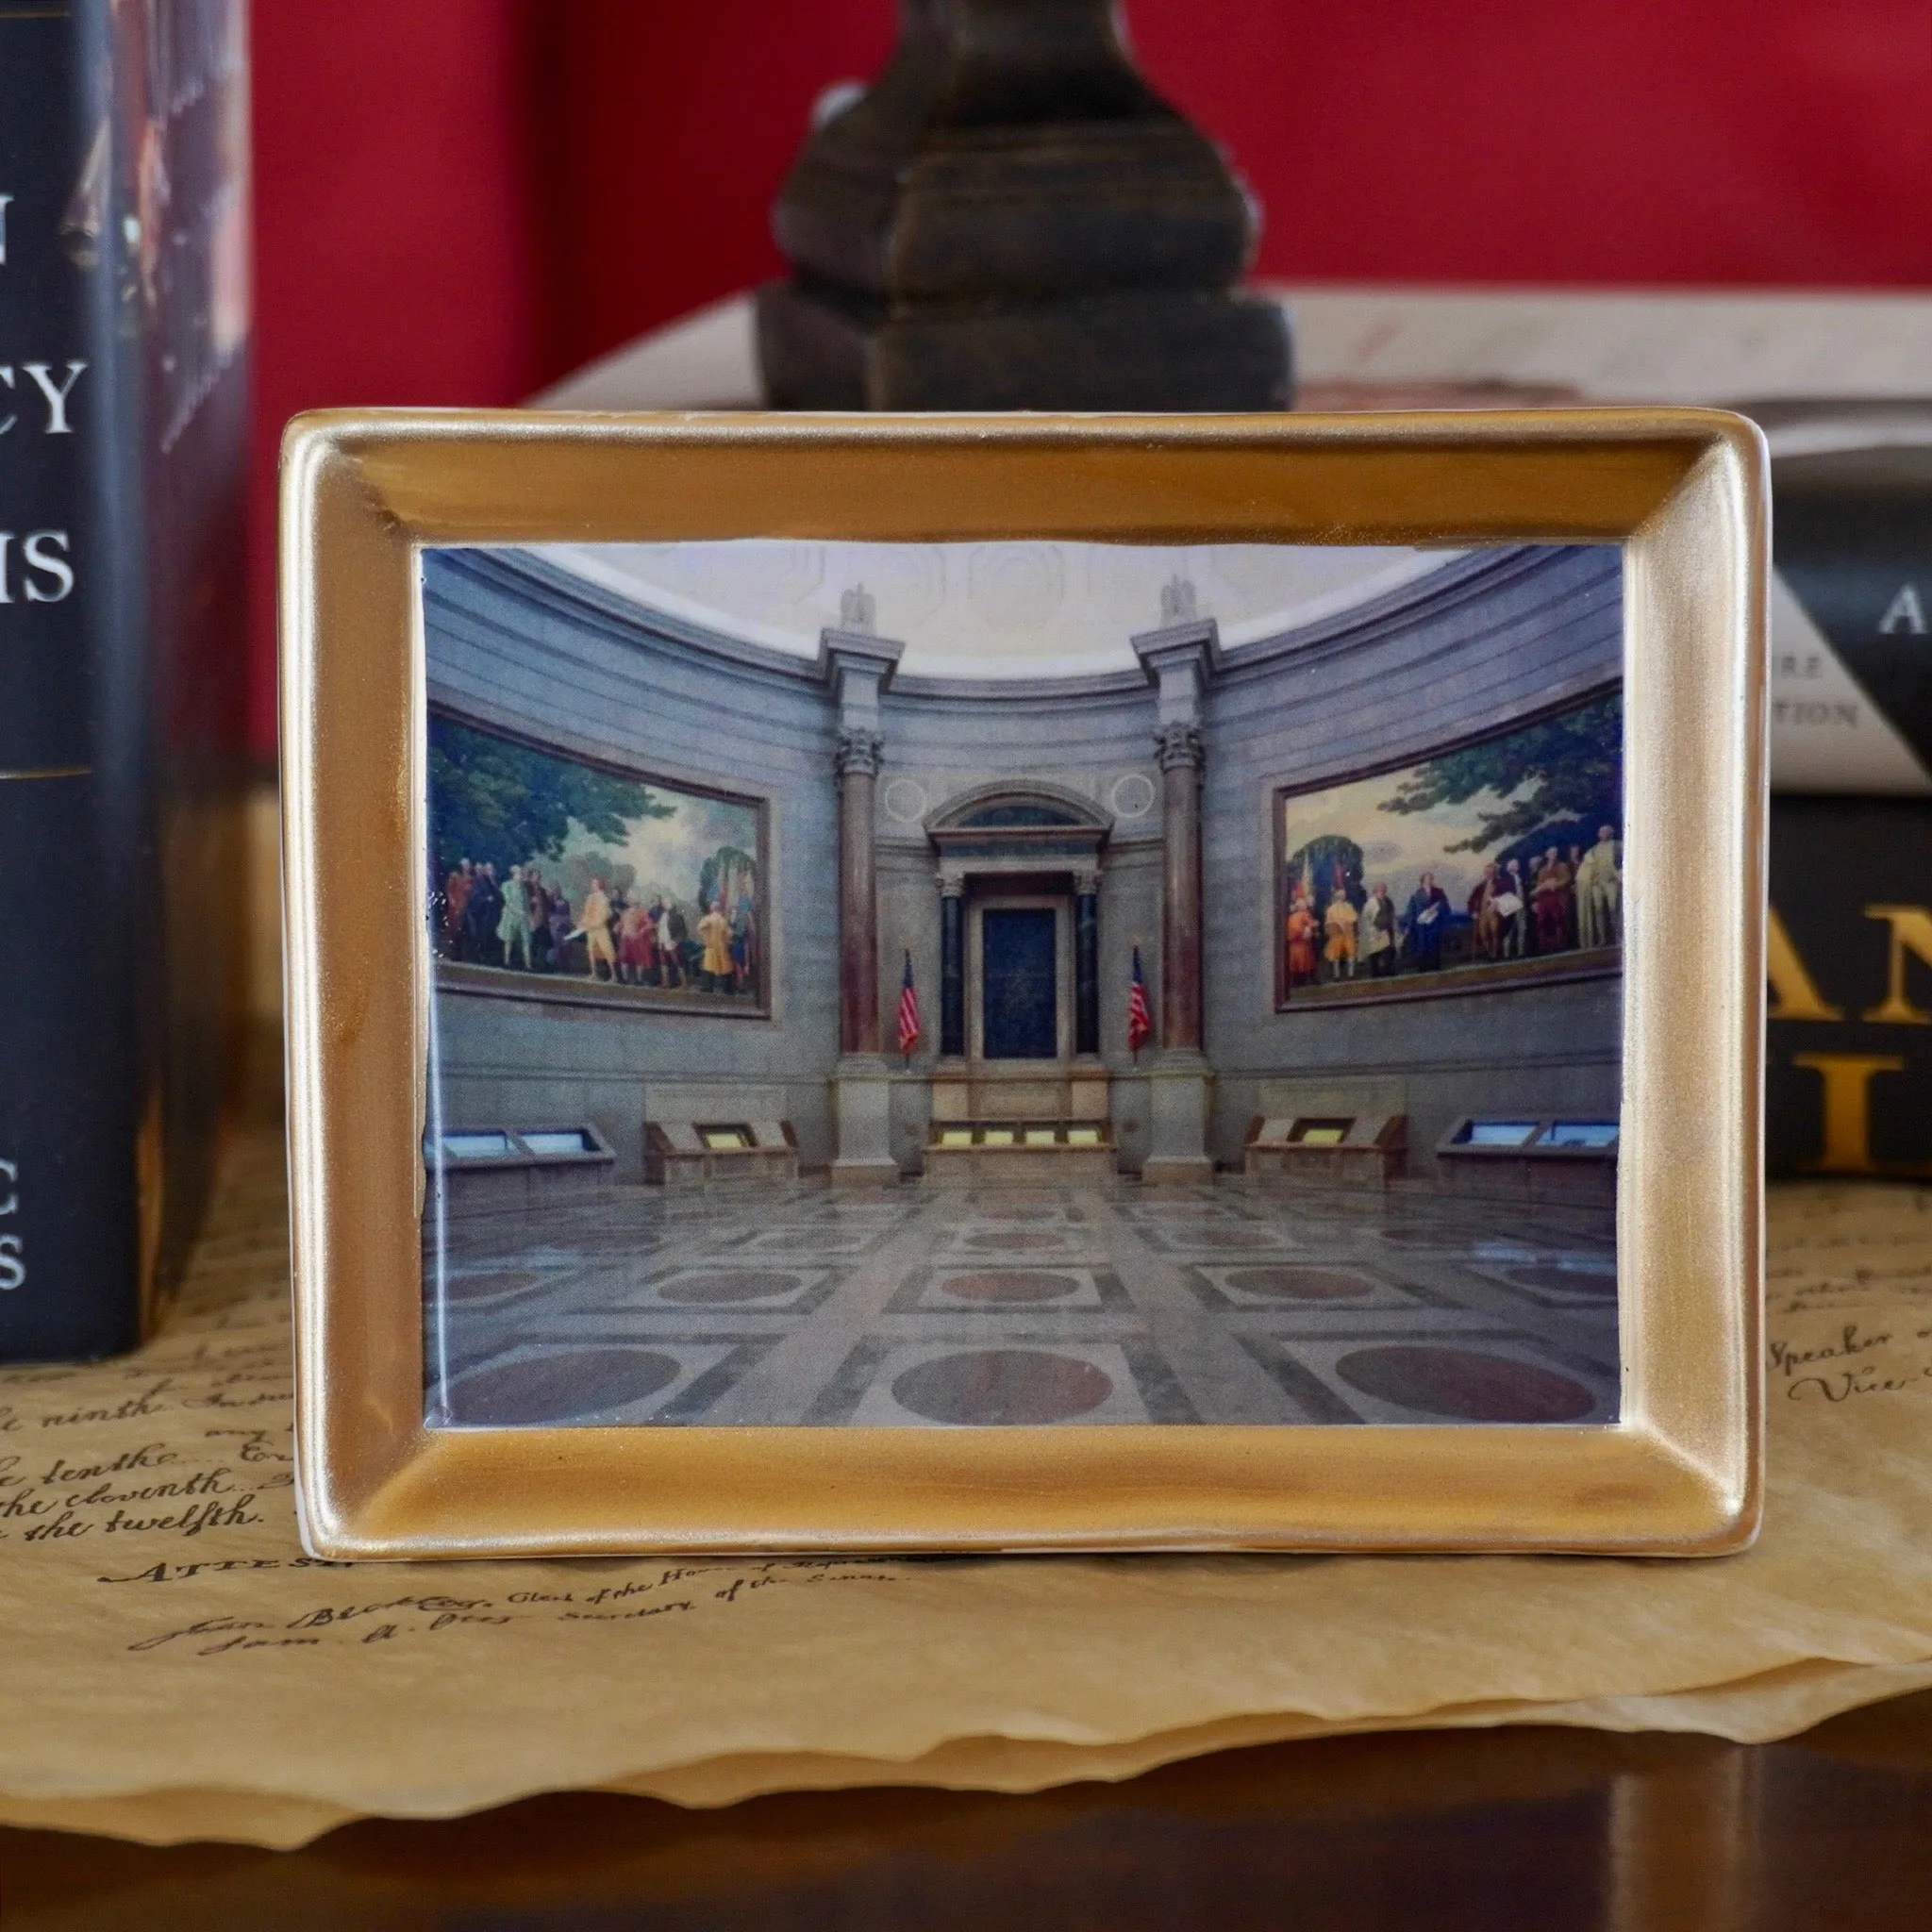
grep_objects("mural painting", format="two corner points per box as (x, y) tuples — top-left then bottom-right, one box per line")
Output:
(428, 714), (766, 1009)
(1278, 692), (1623, 1004)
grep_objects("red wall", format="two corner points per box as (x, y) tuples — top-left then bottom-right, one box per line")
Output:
(249, 0), (1932, 752)
(250, 0), (547, 755)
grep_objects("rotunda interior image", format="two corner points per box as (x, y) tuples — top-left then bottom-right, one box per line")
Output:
(419, 536), (1625, 1433)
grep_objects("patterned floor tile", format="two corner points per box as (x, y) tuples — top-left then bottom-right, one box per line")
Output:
(431, 1177), (1621, 1428)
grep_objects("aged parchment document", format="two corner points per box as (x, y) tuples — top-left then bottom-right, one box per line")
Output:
(3, 1132), (1930, 1848)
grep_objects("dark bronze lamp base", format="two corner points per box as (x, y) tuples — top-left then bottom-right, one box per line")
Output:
(757, 0), (1293, 413)
(758, 282), (1291, 412)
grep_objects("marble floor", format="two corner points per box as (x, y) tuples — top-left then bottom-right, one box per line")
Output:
(426, 1178), (1620, 1429)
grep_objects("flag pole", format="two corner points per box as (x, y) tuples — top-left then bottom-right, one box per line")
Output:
(902, 949), (915, 1071)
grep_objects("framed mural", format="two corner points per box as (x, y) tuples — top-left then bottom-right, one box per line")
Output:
(428, 713), (770, 1017)
(279, 408), (1765, 1564)
(1275, 691), (1624, 1008)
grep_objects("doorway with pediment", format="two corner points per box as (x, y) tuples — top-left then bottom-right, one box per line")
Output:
(924, 784), (1114, 1179)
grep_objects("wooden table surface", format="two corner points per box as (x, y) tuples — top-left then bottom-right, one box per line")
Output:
(5, 1693), (1932, 1929)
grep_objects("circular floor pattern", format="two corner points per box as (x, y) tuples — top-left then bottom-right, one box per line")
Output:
(1221, 1266), (1374, 1302)
(963, 1230), (1072, 1253)
(655, 1269), (803, 1305)
(449, 1347), (682, 1424)
(891, 1349), (1114, 1424)
(1182, 1227), (1281, 1250)
(1503, 1263), (1618, 1297)
(1335, 1345), (1595, 1424)
(940, 1269), (1082, 1305)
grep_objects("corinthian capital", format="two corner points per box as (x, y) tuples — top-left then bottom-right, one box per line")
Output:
(1154, 722), (1204, 772)
(836, 727), (885, 777)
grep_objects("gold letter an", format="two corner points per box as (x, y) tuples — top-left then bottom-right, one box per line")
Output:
(1863, 905), (1932, 1024)
(1766, 906), (1841, 1021)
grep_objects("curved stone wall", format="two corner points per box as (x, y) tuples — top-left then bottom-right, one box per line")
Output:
(1202, 543), (1624, 1164)
(424, 541), (1622, 1181)
(424, 549), (844, 1173)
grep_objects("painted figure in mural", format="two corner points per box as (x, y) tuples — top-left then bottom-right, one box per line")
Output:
(579, 876), (618, 981)
(1404, 873), (1451, 971)
(522, 871), (549, 969)
(697, 899), (733, 991)
(730, 899), (757, 992)
(498, 865), (534, 970)
(443, 859), (474, 958)
(1531, 848), (1574, 954)
(1323, 890), (1358, 978)
(1575, 824), (1623, 949)
(1360, 884), (1397, 977)
(616, 894), (653, 983)
(657, 901), (686, 988)
(1285, 887), (1319, 985)
(1495, 860), (1526, 958)
(1468, 862), (1504, 961)
(547, 890), (575, 973)
(464, 863), (504, 965)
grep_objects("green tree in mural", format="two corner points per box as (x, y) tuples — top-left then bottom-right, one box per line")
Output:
(427, 716), (672, 878)
(699, 844), (758, 914)
(1283, 834), (1365, 917)
(1378, 696), (1622, 853)
(558, 851), (638, 908)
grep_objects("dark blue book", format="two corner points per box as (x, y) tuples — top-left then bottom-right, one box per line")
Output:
(0, 0), (249, 1358)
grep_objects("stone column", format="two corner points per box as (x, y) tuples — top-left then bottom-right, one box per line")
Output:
(823, 625), (905, 1188)
(1074, 865), (1102, 1058)
(837, 726), (884, 1056)
(940, 874), (966, 1059)
(1154, 724), (1204, 1051)
(1131, 615), (1219, 1184)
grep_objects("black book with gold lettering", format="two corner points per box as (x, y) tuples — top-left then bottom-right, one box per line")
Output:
(1763, 407), (1932, 795)
(1768, 796), (1932, 1177)
(0, 2), (249, 1359)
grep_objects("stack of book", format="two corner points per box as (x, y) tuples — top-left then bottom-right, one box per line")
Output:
(1760, 408), (1932, 1175)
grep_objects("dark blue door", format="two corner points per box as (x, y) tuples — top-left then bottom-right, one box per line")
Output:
(982, 908), (1058, 1059)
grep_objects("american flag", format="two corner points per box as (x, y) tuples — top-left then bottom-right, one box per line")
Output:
(897, 951), (922, 1060)
(1127, 946), (1154, 1056)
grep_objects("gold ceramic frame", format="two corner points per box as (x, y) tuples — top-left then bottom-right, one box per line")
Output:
(281, 408), (1766, 1561)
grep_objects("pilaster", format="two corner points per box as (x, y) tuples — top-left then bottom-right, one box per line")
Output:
(1132, 616), (1220, 1180)
(824, 621), (907, 1180)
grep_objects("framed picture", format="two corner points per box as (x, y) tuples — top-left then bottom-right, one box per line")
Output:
(1274, 691), (1625, 1008)
(281, 409), (1766, 1559)
(427, 708), (773, 1020)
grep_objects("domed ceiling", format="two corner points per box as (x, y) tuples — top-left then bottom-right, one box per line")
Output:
(534, 540), (1464, 680)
